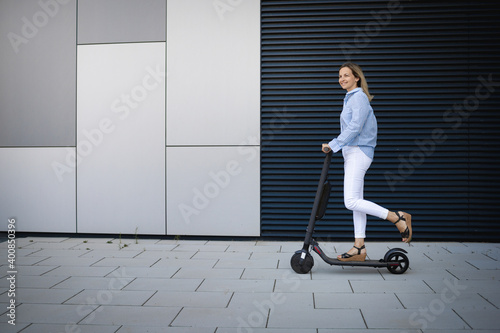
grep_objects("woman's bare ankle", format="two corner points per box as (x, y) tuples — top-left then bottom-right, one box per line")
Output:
(386, 211), (398, 223)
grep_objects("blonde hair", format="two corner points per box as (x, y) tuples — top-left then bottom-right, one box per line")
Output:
(340, 62), (373, 101)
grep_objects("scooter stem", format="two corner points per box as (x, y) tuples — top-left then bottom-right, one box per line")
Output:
(303, 151), (332, 249)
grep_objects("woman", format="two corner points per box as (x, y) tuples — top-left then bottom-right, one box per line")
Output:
(321, 62), (412, 262)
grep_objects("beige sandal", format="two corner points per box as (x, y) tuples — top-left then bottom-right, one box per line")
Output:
(393, 211), (412, 243)
(338, 245), (367, 262)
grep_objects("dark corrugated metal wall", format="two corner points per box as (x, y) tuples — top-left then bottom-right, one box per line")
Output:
(261, 0), (500, 241)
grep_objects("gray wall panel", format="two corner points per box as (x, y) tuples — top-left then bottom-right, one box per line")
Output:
(0, 0), (77, 147)
(78, 0), (166, 44)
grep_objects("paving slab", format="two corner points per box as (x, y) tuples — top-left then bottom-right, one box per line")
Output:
(215, 258), (279, 269)
(218, 329), (315, 333)
(41, 265), (116, 277)
(196, 278), (274, 293)
(478, 291), (500, 308)
(350, 279), (434, 293)
(16, 323), (120, 333)
(26, 248), (91, 257)
(255, 252), (293, 263)
(318, 328), (420, 333)
(33, 256), (101, 267)
(171, 244), (229, 252)
(124, 277), (203, 291)
(51, 276), (134, 290)
(172, 306), (268, 328)
(172, 267), (244, 279)
(15, 303), (98, 325)
(228, 291), (314, 310)
(78, 249), (144, 258)
(192, 251), (252, 260)
(65, 289), (155, 306)
(380, 266), (456, 281)
(0, 237), (35, 246)
(152, 258), (218, 268)
(17, 242), (79, 250)
(208, 240), (257, 246)
(144, 290), (232, 308)
(117, 243), (179, 251)
(447, 268), (500, 280)
(118, 327), (216, 333)
(156, 239), (208, 245)
(424, 278), (500, 294)
(0, 287), (81, 305)
(68, 242), (133, 250)
(423, 330), (500, 333)
(134, 249), (196, 259)
(453, 309), (500, 330)
(397, 292), (496, 310)
(242, 268), (309, 280)
(10, 248), (44, 257)
(267, 307), (365, 329)
(22, 237), (72, 243)
(274, 278), (352, 293)
(275, 241), (307, 253)
(362, 308), (469, 330)
(91, 256), (160, 267)
(117, 266), (180, 278)
(11, 265), (57, 276)
(61, 237), (115, 244)
(314, 292), (403, 309)
(465, 257), (500, 270)
(13, 256), (50, 266)
(80, 305), (181, 326)
(226, 244), (282, 253)
(0, 274), (68, 289)
(0, 323), (29, 333)
(443, 243), (489, 254)
(310, 266), (387, 280)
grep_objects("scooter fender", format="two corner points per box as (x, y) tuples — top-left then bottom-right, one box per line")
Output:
(383, 248), (408, 262)
(295, 249), (309, 265)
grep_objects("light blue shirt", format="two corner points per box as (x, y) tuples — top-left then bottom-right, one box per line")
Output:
(328, 87), (377, 159)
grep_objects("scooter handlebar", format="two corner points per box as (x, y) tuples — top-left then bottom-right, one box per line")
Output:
(321, 143), (332, 154)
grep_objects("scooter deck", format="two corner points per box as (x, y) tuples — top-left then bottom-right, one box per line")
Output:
(311, 242), (398, 268)
(327, 258), (389, 268)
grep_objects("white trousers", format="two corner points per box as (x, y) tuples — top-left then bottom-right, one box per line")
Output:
(342, 146), (389, 239)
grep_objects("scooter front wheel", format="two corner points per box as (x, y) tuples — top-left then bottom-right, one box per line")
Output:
(291, 251), (314, 274)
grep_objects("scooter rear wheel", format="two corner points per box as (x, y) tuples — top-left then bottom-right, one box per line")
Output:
(291, 252), (314, 274)
(386, 251), (409, 274)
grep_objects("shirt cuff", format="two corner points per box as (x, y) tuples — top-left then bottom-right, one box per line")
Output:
(328, 140), (342, 153)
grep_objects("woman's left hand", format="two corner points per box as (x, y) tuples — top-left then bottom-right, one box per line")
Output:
(322, 143), (331, 153)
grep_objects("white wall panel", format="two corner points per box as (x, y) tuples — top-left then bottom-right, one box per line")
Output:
(166, 0), (260, 146)
(77, 43), (165, 235)
(167, 147), (260, 236)
(0, 148), (76, 232)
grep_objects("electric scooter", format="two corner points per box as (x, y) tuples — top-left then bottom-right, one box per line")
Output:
(290, 151), (409, 274)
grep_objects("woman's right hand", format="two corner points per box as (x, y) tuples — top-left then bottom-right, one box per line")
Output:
(322, 143), (331, 153)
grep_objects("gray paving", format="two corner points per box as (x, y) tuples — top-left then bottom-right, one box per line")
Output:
(0, 237), (499, 332)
